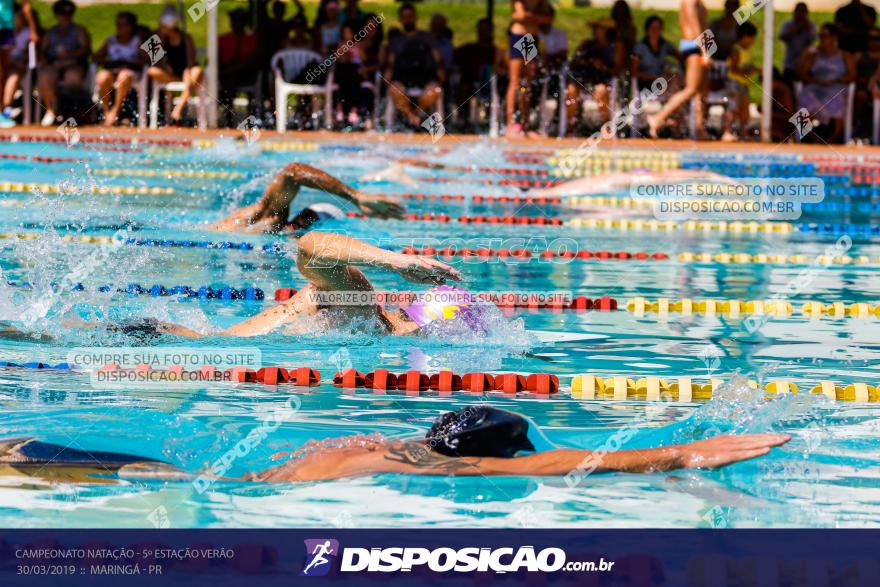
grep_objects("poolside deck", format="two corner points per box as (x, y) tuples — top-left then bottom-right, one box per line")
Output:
(3, 126), (880, 156)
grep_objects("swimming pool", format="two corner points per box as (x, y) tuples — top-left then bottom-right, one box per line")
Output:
(0, 133), (878, 528)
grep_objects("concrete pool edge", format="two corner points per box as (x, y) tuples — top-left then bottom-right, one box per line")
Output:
(4, 127), (880, 155)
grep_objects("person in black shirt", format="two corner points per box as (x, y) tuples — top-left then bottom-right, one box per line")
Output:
(835, 0), (877, 54)
(383, 2), (444, 127)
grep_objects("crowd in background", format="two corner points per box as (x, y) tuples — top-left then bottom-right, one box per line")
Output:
(0, 0), (878, 143)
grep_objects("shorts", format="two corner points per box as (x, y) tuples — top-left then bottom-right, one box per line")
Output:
(726, 78), (748, 96)
(679, 39), (701, 60)
(0, 29), (14, 50)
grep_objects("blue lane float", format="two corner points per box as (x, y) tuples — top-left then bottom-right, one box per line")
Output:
(4, 281), (265, 300)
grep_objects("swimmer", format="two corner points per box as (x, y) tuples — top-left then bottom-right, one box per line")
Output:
(214, 162), (407, 234)
(530, 169), (739, 198)
(69, 231), (472, 339)
(2, 408), (791, 484)
(358, 157), (472, 187)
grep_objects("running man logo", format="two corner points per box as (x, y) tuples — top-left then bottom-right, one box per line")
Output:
(140, 34), (166, 66)
(421, 112), (445, 143)
(695, 30), (717, 60)
(300, 539), (339, 577)
(790, 108), (814, 139)
(514, 33), (538, 64)
(56, 117), (80, 147)
(237, 115), (262, 146)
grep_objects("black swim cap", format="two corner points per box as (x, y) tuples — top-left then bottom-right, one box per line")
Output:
(426, 407), (536, 458)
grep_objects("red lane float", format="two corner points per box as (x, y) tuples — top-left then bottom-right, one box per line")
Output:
(338, 369), (556, 395)
(387, 192), (562, 205)
(346, 211), (566, 225)
(401, 247), (669, 261)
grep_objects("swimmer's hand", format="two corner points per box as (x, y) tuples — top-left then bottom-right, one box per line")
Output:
(356, 193), (405, 219)
(390, 255), (462, 284)
(673, 434), (791, 470)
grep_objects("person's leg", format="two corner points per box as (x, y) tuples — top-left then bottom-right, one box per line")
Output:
(106, 69), (135, 126)
(389, 81), (419, 125)
(417, 81), (441, 114)
(594, 83), (610, 124)
(3, 69), (21, 109)
(518, 59), (536, 133)
(147, 66), (176, 85)
(565, 83), (582, 133)
(0, 47), (10, 103)
(505, 58), (524, 135)
(37, 66), (59, 121)
(647, 54), (705, 137)
(95, 70), (114, 117)
(62, 65), (85, 88)
(171, 67), (200, 121)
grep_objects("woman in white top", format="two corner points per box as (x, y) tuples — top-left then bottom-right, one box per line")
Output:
(93, 11), (145, 126)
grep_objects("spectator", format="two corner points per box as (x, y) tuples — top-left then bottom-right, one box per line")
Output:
(287, 12), (313, 49)
(854, 27), (880, 138)
(610, 0), (636, 70)
(771, 67), (796, 142)
(37, 0), (90, 126)
(566, 17), (616, 134)
(359, 12), (383, 78)
(647, 0), (709, 139)
(1, 1), (39, 127)
(779, 3), (816, 82)
(506, 0), (551, 138)
(631, 15), (677, 90)
(453, 17), (505, 106)
(798, 23), (856, 143)
(539, 5), (568, 72)
(722, 21), (758, 141)
(430, 13), (454, 71)
(708, 0), (740, 61)
(93, 12), (144, 126)
(147, 5), (202, 126)
(341, 0), (368, 30)
(265, 0), (292, 56)
(835, 0), (877, 55)
(219, 8), (258, 126)
(319, 1), (341, 54)
(334, 22), (370, 126)
(384, 2), (443, 127)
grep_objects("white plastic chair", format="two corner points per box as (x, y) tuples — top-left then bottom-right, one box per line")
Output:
(149, 75), (207, 129)
(272, 48), (335, 132)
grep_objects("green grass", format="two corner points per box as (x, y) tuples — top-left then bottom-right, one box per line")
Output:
(31, 1), (830, 104)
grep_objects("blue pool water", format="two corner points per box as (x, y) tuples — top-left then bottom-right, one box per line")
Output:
(0, 136), (878, 528)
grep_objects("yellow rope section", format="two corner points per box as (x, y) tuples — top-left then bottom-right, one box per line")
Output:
(625, 297), (880, 319)
(571, 375), (880, 402)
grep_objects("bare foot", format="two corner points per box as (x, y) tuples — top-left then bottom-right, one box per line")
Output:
(505, 123), (523, 139)
(103, 110), (118, 127)
(171, 104), (185, 122)
(721, 131), (738, 142)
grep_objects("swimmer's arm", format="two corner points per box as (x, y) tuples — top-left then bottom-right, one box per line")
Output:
(384, 435), (790, 477)
(269, 163), (402, 219)
(474, 435), (791, 476)
(298, 231), (461, 284)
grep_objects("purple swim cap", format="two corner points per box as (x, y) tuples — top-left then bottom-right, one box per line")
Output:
(403, 285), (487, 333)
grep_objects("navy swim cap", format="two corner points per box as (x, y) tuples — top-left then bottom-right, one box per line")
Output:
(426, 407), (536, 458)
